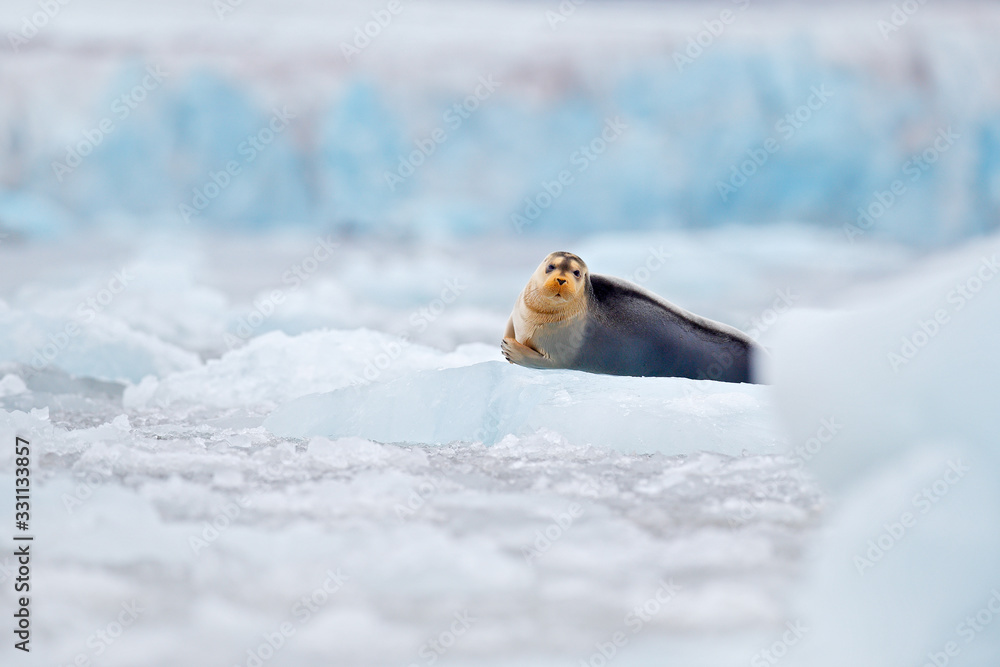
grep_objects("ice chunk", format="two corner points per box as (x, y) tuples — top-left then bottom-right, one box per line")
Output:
(765, 234), (1000, 666)
(787, 446), (999, 667)
(767, 239), (1000, 492)
(265, 361), (782, 456)
(126, 329), (499, 411)
(0, 305), (200, 383)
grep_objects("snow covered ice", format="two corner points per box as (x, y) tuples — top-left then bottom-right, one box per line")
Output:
(766, 234), (1000, 667)
(1, 0), (999, 665)
(265, 361), (781, 457)
(0, 230), (837, 667)
(7, 226), (996, 666)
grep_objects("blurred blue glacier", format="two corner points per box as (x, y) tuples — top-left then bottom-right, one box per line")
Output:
(1, 1), (998, 246)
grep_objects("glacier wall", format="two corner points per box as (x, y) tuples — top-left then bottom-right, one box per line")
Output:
(1, 1), (999, 245)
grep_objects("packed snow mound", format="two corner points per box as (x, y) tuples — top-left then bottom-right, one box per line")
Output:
(125, 329), (499, 411)
(765, 233), (1000, 666)
(265, 360), (782, 456)
(767, 237), (1000, 492)
(0, 300), (200, 383)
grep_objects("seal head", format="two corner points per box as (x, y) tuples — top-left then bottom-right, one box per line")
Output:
(502, 252), (590, 368)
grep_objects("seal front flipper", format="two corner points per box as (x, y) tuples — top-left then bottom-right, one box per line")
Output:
(501, 337), (556, 368)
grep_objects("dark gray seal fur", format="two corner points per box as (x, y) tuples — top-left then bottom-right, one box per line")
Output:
(572, 274), (757, 383)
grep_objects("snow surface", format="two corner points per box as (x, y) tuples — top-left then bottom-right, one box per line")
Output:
(1, 0), (998, 664)
(3, 221), (994, 665)
(0, 226), (860, 667)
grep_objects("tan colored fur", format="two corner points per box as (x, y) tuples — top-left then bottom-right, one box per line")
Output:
(502, 252), (590, 367)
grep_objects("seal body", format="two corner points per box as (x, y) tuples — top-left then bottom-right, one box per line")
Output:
(502, 252), (760, 383)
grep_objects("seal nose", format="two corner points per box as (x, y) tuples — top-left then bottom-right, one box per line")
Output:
(556, 278), (566, 285)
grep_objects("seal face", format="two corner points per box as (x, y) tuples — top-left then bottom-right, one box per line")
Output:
(502, 252), (760, 383)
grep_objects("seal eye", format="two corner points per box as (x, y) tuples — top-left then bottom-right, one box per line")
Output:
(546, 264), (555, 273)
(573, 270), (581, 278)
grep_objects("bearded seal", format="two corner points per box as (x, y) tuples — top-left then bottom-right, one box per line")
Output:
(501, 252), (761, 383)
